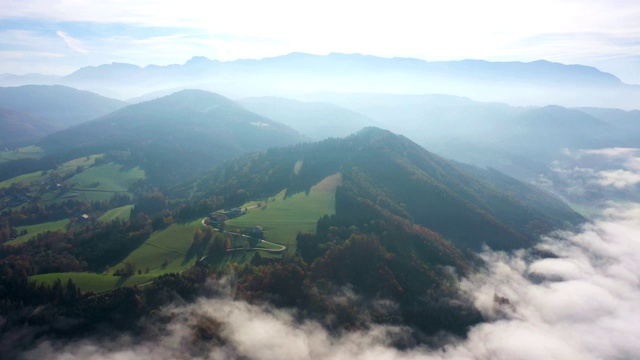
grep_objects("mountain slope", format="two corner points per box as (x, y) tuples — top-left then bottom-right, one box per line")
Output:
(304, 93), (639, 181)
(578, 107), (640, 132)
(182, 127), (583, 251)
(174, 127), (583, 333)
(0, 85), (127, 127)
(239, 96), (376, 140)
(38, 89), (305, 184)
(0, 108), (62, 148)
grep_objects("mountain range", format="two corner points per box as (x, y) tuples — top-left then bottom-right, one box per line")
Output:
(238, 96), (376, 140)
(0, 85), (127, 128)
(299, 92), (640, 182)
(0, 87), (591, 342)
(2, 53), (638, 109)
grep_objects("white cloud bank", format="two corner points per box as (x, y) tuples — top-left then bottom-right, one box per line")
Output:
(20, 201), (640, 360)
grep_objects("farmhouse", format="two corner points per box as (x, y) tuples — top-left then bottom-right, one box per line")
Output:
(228, 207), (244, 217)
(251, 226), (264, 238)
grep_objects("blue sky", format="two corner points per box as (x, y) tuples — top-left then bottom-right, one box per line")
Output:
(1, 0), (640, 83)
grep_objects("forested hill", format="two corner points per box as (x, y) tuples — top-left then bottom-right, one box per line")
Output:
(178, 127), (584, 252)
(37, 89), (305, 185)
(238, 96), (376, 140)
(0, 85), (126, 127)
(0, 108), (62, 148)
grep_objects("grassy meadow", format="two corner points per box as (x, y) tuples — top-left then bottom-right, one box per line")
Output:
(25, 173), (339, 293)
(64, 163), (145, 202)
(111, 219), (204, 276)
(0, 146), (44, 163)
(0, 154), (103, 189)
(0, 170), (46, 189)
(98, 204), (134, 222)
(6, 218), (70, 245)
(30, 219), (204, 293)
(226, 173), (340, 253)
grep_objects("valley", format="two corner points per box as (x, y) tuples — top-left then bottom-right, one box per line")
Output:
(3, 3), (640, 359)
(0, 57), (637, 359)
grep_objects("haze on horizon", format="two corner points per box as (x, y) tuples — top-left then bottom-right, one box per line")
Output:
(1, 0), (640, 84)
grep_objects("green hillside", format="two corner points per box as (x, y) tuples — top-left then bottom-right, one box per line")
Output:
(6, 218), (70, 245)
(65, 163), (145, 201)
(0, 108), (61, 148)
(0, 85), (127, 127)
(227, 173), (341, 252)
(112, 219), (204, 277)
(187, 127), (583, 252)
(29, 219), (204, 293)
(98, 204), (133, 222)
(38, 89), (304, 186)
(0, 154), (103, 189)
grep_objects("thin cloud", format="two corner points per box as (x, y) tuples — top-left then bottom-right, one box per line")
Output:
(596, 169), (640, 189)
(56, 31), (89, 54)
(580, 147), (640, 158)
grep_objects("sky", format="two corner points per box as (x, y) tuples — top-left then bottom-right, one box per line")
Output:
(1, 0), (640, 83)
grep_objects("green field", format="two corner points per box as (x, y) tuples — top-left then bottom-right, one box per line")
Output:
(1, 157), (143, 203)
(111, 219), (204, 277)
(226, 173), (341, 253)
(6, 218), (70, 245)
(0, 146), (44, 163)
(0, 154), (103, 190)
(58, 154), (103, 174)
(30, 219), (204, 293)
(26, 174), (339, 293)
(0, 170), (47, 189)
(29, 272), (156, 293)
(69, 162), (144, 192)
(58, 163), (145, 202)
(98, 204), (134, 222)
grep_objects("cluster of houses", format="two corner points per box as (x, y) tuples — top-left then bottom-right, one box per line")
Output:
(42, 177), (63, 191)
(208, 207), (264, 238)
(251, 226), (264, 238)
(209, 207), (246, 227)
(6, 188), (31, 207)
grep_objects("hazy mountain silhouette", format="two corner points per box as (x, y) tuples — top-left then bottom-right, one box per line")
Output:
(0, 85), (127, 127)
(43, 53), (639, 108)
(38, 89), (305, 184)
(0, 108), (62, 148)
(239, 96), (376, 140)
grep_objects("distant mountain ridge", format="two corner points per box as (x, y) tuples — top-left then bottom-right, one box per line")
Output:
(63, 53), (623, 87)
(238, 96), (377, 140)
(0, 108), (62, 148)
(299, 92), (640, 181)
(11, 52), (629, 109)
(0, 85), (127, 127)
